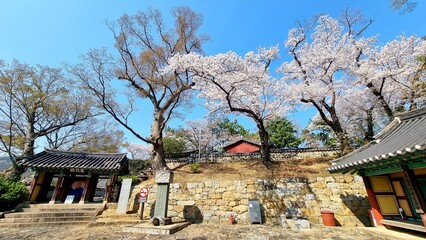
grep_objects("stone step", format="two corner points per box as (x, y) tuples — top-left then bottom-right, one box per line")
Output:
(21, 207), (101, 212)
(1, 215), (94, 223)
(96, 213), (139, 218)
(93, 219), (143, 226)
(29, 203), (103, 208)
(28, 203), (102, 208)
(0, 220), (92, 228)
(0, 203), (104, 228)
(4, 211), (96, 218)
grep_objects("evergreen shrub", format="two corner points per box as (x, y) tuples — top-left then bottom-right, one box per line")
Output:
(0, 174), (29, 211)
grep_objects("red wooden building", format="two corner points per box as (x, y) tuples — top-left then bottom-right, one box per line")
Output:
(223, 139), (261, 153)
(19, 149), (128, 204)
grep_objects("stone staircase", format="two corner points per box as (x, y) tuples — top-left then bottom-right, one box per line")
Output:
(0, 203), (104, 228)
(94, 203), (143, 225)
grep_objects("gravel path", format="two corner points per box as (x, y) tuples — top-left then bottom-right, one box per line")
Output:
(0, 224), (424, 240)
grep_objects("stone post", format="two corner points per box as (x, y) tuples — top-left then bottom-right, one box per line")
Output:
(152, 170), (173, 226)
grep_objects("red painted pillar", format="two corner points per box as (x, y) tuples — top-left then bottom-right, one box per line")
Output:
(28, 171), (39, 202)
(104, 173), (116, 203)
(79, 176), (91, 204)
(49, 176), (63, 204)
(362, 176), (384, 226)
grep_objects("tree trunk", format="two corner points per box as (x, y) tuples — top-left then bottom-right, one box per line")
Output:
(364, 108), (375, 142)
(23, 137), (35, 159)
(257, 121), (271, 164)
(309, 99), (352, 155)
(366, 82), (394, 121)
(409, 89), (417, 110)
(336, 132), (352, 155)
(329, 120), (352, 155)
(150, 112), (168, 172)
(152, 141), (167, 172)
(23, 111), (36, 158)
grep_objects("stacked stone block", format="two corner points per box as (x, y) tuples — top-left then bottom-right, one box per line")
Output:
(135, 174), (370, 226)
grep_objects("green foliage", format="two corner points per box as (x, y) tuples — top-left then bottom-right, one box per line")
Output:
(302, 120), (337, 147)
(213, 118), (250, 137)
(128, 159), (151, 175)
(0, 173), (29, 211)
(163, 137), (186, 155)
(117, 175), (139, 184)
(189, 163), (200, 173)
(266, 117), (302, 148)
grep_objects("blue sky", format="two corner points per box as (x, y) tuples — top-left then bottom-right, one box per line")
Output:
(0, 1), (425, 145)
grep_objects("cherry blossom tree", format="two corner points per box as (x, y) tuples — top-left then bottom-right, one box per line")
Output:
(280, 13), (374, 153)
(354, 35), (426, 119)
(70, 7), (209, 171)
(164, 46), (289, 163)
(281, 12), (426, 152)
(182, 119), (214, 154)
(336, 88), (384, 143)
(164, 118), (251, 156)
(125, 143), (152, 160)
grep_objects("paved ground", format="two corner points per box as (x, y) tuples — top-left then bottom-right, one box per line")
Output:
(1, 223), (425, 240)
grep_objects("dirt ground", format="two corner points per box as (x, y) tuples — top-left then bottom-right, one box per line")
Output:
(170, 158), (331, 183)
(1, 223), (425, 240)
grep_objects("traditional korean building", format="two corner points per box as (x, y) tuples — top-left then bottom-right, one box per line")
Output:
(328, 108), (426, 233)
(223, 139), (261, 153)
(18, 149), (128, 204)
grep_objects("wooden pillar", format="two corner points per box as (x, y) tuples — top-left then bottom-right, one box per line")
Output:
(404, 168), (426, 227)
(84, 174), (99, 202)
(362, 176), (384, 226)
(49, 176), (64, 204)
(104, 173), (116, 203)
(28, 170), (39, 201)
(79, 175), (92, 204)
(29, 171), (45, 203)
(57, 173), (72, 202)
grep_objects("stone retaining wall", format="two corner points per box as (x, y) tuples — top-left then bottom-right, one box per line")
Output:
(129, 174), (370, 227)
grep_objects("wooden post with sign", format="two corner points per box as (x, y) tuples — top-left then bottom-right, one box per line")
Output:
(139, 187), (149, 220)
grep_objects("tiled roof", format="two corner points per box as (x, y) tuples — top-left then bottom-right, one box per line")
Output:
(328, 107), (426, 173)
(222, 138), (261, 149)
(19, 149), (128, 172)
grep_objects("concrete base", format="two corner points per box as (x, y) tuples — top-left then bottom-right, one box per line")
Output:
(122, 221), (190, 235)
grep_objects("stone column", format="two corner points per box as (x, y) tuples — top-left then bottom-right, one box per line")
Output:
(152, 170), (173, 225)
